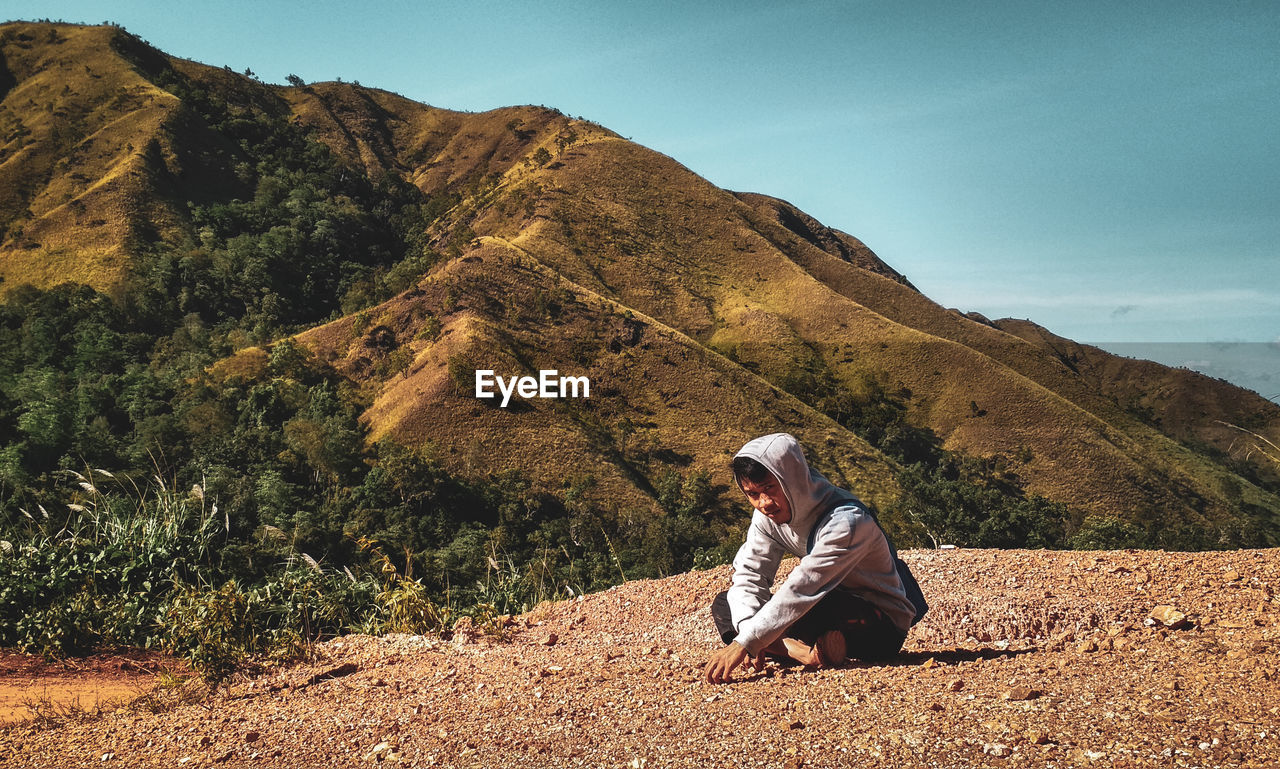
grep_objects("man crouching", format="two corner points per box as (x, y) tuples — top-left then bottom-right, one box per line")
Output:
(704, 433), (918, 683)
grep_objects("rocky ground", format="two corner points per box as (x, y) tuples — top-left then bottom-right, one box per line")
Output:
(4, 548), (1278, 768)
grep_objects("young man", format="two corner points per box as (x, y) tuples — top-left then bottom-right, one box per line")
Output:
(704, 432), (916, 684)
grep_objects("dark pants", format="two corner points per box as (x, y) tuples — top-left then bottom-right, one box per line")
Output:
(711, 589), (906, 662)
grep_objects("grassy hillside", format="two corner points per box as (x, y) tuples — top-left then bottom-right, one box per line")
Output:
(0, 23), (185, 293)
(294, 237), (900, 511)
(2, 20), (1278, 558)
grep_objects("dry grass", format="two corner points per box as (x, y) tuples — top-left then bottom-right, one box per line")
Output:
(0, 22), (182, 295)
(4, 20), (1278, 534)
(297, 238), (899, 511)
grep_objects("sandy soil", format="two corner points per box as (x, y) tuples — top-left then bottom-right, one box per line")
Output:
(0, 651), (176, 726)
(3, 548), (1278, 768)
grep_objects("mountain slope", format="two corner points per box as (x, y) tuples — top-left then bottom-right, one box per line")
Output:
(2, 21), (1278, 544)
(0, 23), (187, 293)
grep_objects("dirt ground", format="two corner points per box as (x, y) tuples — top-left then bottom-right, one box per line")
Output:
(3, 548), (1278, 768)
(0, 650), (176, 726)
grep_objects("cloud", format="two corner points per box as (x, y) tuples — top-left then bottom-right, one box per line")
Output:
(1111, 305), (1138, 318)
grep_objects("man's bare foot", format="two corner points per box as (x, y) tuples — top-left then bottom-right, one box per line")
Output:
(780, 637), (823, 667)
(777, 632), (846, 668)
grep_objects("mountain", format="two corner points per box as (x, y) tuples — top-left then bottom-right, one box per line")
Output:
(2, 20), (1278, 549)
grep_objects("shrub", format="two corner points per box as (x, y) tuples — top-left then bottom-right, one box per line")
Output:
(361, 539), (450, 635)
(0, 471), (222, 654)
(1068, 515), (1149, 550)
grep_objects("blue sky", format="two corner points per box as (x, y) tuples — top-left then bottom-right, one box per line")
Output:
(9, 0), (1280, 343)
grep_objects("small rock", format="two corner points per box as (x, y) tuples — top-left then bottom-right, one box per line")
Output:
(1150, 605), (1191, 630)
(983, 743), (1012, 757)
(244, 731), (260, 744)
(100, 755), (114, 763)
(198, 735), (212, 747)
(928, 702), (945, 712)
(364, 741), (391, 761)
(1025, 730), (1050, 745)
(1002, 687), (1041, 701)
(540, 633), (558, 646)
(921, 657), (938, 669)
(1075, 639), (1098, 653)
(788, 720), (804, 730)
(945, 678), (964, 692)
(1225, 570), (1240, 582)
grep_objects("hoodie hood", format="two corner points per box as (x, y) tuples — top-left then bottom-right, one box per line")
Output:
(733, 433), (858, 532)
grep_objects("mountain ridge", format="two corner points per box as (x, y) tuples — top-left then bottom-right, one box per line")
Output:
(2, 20), (1278, 547)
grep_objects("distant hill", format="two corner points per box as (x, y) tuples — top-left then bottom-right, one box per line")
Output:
(1093, 342), (1280, 405)
(2, 20), (1279, 549)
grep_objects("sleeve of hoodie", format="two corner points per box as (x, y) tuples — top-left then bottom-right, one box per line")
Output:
(732, 509), (874, 656)
(725, 516), (785, 632)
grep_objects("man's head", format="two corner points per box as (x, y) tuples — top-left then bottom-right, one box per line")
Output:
(731, 455), (792, 525)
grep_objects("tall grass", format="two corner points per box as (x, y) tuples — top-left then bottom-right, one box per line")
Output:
(0, 470), (377, 684)
(0, 471), (588, 685)
(0, 469), (225, 655)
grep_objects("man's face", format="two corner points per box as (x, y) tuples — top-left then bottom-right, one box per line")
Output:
(739, 472), (791, 525)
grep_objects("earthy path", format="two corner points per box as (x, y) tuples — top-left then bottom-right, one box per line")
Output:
(4, 549), (1278, 768)
(0, 651), (171, 727)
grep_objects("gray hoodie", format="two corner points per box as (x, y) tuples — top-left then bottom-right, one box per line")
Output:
(727, 433), (916, 655)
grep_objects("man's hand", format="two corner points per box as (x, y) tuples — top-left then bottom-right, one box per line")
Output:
(704, 641), (763, 683)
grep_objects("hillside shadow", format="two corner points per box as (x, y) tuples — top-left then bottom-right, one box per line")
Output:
(0, 51), (15, 102)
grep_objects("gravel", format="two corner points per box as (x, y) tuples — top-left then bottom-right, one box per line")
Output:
(4, 548), (1279, 768)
